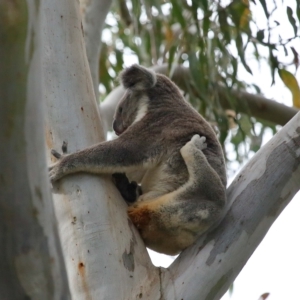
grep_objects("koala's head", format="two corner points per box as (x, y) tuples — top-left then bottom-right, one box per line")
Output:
(113, 65), (157, 135)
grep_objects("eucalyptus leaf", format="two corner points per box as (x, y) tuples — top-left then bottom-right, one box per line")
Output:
(287, 6), (298, 36)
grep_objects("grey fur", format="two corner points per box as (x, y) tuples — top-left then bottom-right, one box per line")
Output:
(49, 64), (227, 254)
(120, 64), (156, 90)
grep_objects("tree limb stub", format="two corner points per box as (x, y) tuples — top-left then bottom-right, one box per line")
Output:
(161, 112), (300, 300)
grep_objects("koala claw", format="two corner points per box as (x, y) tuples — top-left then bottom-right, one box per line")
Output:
(51, 149), (62, 159)
(49, 141), (68, 182)
(50, 140), (68, 159)
(61, 140), (68, 154)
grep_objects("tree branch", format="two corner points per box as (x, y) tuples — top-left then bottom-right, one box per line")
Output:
(81, 0), (112, 100)
(161, 112), (300, 299)
(100, 64), (298, 135)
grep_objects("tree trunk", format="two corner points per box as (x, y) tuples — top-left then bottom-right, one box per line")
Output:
(41, 0), (159, 299)
(0, 1), (70, 299)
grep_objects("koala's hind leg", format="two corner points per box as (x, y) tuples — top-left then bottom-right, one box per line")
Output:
(128, 135), (226, 255)
(179, 134), (226, 202)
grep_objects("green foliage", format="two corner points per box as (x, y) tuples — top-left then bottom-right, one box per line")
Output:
(99, 0), (299, 166)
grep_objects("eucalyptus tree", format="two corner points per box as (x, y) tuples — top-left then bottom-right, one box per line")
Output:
(1, 0), (300, 299)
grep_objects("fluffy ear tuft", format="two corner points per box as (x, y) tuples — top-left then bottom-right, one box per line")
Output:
(120, 64), (157, 91)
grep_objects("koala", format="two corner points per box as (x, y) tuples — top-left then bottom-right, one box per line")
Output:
(49, 64), (227, 255)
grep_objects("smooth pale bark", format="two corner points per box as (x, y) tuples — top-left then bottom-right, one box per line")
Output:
(41, 0), (159, 299)
(100, 64), (298, 135)
(81, 0), (112, 99)
(161, 112), (300, 299)
(0, 1), (70, 299)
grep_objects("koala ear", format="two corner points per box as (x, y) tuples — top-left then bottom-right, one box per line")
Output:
(120, 64), (157, 91)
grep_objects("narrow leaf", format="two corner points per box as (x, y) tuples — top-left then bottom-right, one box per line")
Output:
(258, 292), (270, 300)
(282, 44), (288, 56)
(203, 12), (211, 37)
(170, 0), (186, 28)
(291, 46), (299, 70)
(258, 0), (269, 18)
(287, 6), (298, 36)
(189, 53), (205, 94)
(168, 45), (176, 73)
(228, 283), (234, 296)
(119, 0), (132, 26)
(218, 9), (231, 44)
(239, 0), (251, 30)
(236, 35), (252, 74)
(198, 0), (208, 12)
(131, 0), (141, 21)
(278, 69), (300, 108)
(269, 50), (278, 85)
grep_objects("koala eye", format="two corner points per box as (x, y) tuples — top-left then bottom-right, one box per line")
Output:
(118, 107), (123, 113)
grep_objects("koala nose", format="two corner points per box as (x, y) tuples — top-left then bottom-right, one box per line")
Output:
(112, 120), (119, 135)
(113, 119), (125, 136)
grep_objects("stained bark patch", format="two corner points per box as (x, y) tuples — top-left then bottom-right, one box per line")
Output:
(122, 240), (135, 272)
(78, 262), (92, 300)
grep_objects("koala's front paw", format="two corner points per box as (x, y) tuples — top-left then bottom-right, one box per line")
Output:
(49, 162), (65, 182)
(49, 141), (68, 182)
